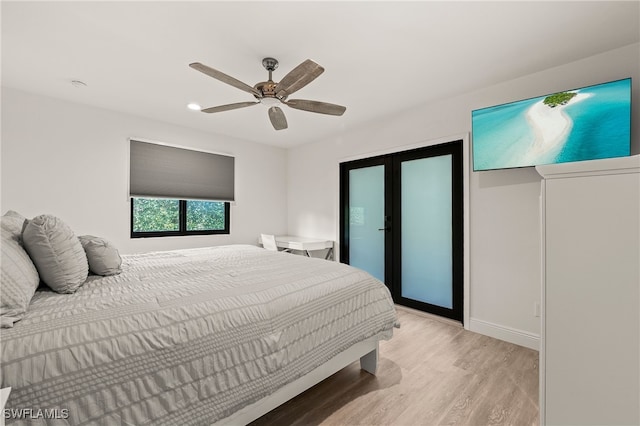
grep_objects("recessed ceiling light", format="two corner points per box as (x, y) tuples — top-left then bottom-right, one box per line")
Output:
(187, 103), (202, 111)
(71, 80), (87, 88)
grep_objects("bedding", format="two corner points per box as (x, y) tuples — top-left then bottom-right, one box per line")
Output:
(1, 244), (397, 425)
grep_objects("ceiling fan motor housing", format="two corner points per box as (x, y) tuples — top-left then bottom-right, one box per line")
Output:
(254, 80), (279, 99)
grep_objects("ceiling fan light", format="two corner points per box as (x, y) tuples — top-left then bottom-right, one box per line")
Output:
(187, 103), (202, 111)
(260, 97), (280, 107)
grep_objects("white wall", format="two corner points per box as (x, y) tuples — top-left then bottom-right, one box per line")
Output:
(1, 87), (288, 254)
(286, 43), (640, 349)
(2, 44), (637, 349)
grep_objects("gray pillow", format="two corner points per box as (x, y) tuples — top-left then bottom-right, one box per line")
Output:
(22, 214), (88, 294)
(78, 235), (122, 276)
(1, 211), (40, 328)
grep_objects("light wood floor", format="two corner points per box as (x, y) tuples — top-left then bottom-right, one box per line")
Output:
(251, 308), (539, 426)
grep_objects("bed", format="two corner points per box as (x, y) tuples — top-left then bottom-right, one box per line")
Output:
(1, 244), (397, 425)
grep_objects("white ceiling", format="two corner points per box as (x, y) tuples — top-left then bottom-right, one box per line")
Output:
(2, 1), (639, 148)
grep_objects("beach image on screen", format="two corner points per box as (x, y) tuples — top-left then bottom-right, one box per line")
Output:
(472, 78), (631, 171)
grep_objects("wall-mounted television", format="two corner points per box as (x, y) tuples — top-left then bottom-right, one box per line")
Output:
(472, 78), (631, 171)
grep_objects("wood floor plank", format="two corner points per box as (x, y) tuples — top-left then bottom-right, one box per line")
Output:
(251, 309), (539, 426)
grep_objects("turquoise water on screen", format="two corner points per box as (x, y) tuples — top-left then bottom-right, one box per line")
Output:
(472, 78), (631, 171)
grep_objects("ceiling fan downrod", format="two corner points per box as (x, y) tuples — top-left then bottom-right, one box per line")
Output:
(262, 57), (278, 81)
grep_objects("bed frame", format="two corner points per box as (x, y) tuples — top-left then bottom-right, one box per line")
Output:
(215, 335), (381, 425)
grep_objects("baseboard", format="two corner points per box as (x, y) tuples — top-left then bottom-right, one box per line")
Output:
(469, 317), (539, 351)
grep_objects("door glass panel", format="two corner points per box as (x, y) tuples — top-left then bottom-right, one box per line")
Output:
(348, 165), (385, 282)
(401, 155), (452, 308)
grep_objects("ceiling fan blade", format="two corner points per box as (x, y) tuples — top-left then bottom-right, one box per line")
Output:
(268, 106), (288, 130)
(190, 62), (261, 97)
(201, 101), (259, 113)
(275, 59), (324, 98)
(284, 99), (346, 116)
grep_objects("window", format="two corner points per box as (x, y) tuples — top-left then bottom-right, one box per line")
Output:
(131, 198), (229, 238)
(128, 139), (235, 238)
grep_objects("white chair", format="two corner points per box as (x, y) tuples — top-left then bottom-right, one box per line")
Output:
(261, 234), (279, 252)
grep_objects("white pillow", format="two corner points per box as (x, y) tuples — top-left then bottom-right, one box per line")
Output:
(22, 214), (88, 294)
(79, 235), (122, 276)
(1, 211), (40, 328)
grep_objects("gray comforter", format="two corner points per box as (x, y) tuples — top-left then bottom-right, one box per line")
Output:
(1, 245), (397, 425)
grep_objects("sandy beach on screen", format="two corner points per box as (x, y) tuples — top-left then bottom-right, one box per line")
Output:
(524, 92), (591, 161)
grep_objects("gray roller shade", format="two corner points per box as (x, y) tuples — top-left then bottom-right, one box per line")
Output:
(130, 140), (234, 201)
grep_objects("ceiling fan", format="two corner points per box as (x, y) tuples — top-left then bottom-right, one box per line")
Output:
(189, 58), (346, 131)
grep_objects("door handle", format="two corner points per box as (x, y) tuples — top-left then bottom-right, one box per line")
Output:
(379, 216), (391, 231)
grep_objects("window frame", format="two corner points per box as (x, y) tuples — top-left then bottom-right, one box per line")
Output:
(130, 199), (230, 238)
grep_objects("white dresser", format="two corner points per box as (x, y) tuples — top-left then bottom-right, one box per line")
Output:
(537, 155), (640, 425)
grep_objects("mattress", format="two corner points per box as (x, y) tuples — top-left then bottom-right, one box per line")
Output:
(1, 245), (397, 425)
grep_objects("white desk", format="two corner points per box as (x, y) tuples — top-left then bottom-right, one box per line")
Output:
(261, 235), (334, 260)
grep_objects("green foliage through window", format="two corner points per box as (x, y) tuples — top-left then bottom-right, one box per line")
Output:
(186, 200), (226, 231)
(133, 199), (180, 232)
(131, 198), (229, 237)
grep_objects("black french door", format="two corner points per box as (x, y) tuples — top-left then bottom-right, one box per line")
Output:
(340, 140), (463, 322)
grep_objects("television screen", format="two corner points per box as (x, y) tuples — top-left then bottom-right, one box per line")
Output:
(472, 78), (631, 171)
